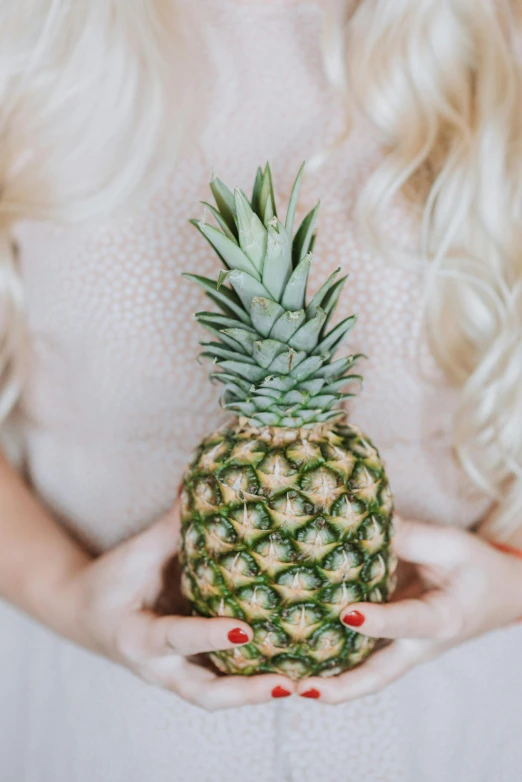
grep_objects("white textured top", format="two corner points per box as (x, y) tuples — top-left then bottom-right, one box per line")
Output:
(16, 4), (487, 550)
(3, 2), (520, 781)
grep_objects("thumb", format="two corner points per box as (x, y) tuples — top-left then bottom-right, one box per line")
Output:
(393, 517), (469, 568)
(106, 499), (181, 586)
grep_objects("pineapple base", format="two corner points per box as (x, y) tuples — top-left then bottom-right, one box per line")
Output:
(180, 418), (396, 680)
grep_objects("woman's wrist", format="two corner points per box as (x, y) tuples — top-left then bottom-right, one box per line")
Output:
(487, 540), (522, 623)
(22, 547), (96, 647)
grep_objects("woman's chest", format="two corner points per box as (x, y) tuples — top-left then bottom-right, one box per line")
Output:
(15, 149), (430, 439)
(15, 154), (491, 544)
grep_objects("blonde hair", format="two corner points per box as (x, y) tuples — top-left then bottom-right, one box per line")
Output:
(1, 0), (521, 535)
(0, 0), (196, 460)
(320, 0), (522, 536)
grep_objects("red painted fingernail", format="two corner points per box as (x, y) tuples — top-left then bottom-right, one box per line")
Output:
(272, 686), (291, 698)
(227, 628), (249, 644)
(342, 610), (365, 627)
(300, 688), (321, 699)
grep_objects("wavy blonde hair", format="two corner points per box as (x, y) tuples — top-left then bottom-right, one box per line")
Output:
(1, 0), (521, 536)
(326, 0), (522, 536)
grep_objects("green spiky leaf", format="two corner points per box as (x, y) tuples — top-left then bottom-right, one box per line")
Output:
(285, 161), (305, 238)
(289, 309), (327, 352)
(199, 203), (237, 242)
(182, 274), (250, 324)
(195, 312), (256, 333)
(268, 349), (307, 375)
(321, 275), (349, 328)
(306, 268), (341, 320)
(292, 202), (319, 266)
(218, 360), (267, 383)
(259, 162), (277, 225)
(281, 254), (311, 311)
(200, 343), (257, 364)
(262, 219), (292, 301)
(197, 222), (260, 279)
(228, 270), (272, 311)
(222, 328), (257, 354)
(234, 188), (268, 271)
(199, 325), (251, 354)
(253, 339), (287, 369)
(225, 400), (257, 416)
(313, 315), (357, 356)
(290, 355), (325, 381)
(269, 309), (306, 342)
(250, 297), (285, 337)
(251, 166), (263, 216)
(210, 176), (238, 237)
(186, 162), (364, 429)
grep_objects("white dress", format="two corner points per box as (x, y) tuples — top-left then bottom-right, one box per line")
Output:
(2, 1), (522, 780)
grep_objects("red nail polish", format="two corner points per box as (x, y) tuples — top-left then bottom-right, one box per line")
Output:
(227, 628), (249, 644)
(342, 610), (365, 627)
(301, 688), (320, 699)
(272, 686), (291, 698)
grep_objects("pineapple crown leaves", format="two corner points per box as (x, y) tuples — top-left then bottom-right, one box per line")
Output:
(183, 161), (363, 428)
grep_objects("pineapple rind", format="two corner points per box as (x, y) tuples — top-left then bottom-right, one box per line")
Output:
(180, 419), (395, 680)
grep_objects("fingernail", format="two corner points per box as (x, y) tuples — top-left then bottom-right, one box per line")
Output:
(228, 628), (249, 644)
(300, 688), (320, 699)
(342, 610), (365, 627)
(272, 686), (291, 698)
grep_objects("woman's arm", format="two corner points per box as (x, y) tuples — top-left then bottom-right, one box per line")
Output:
(477, 503), (522, 549)
(0, 451), (295, 708)
(0, 450), (92, 646)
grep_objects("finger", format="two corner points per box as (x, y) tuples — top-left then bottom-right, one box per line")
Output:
(297, 640), (420, 704)
(393, 518), (471, 568)
(107, 510), (180, 586)
(168, 659), (296, 711)
(140, 614), (255, 657)
(340, 591), (462, 640)
(392, 578), (425, 602)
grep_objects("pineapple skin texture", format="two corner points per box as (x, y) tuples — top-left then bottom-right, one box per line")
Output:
(180, 417), (396, 681)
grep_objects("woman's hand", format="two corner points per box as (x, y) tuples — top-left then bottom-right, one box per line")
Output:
(58, 507), (295, 711)
(296, 518), (522, 704)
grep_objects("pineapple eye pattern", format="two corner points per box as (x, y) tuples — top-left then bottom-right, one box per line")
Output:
(207, 595), (244, 619)
(218, 465), (259, 497)
(269, 490), (314, 517)
(319, 581), (364, 613)
(198, 440), (232, 471)
(280, 602), (324, 632)
(182, 422), (395, 678)
(274, 565), (324, 595)
(323, 543), (363, 572)
(307, 624), (347, 663)
(229, 502), (271, 531)
(253, 622), (291, 654)
(180, 164), (395, 679)
(229, 438), (267, 466)
(191, 476), (222, 517)
(204, 517), (237, 554)
(285, 439), (324, 468)
(296, 518), (337, 547)
(253, 532), (297, 560)
(219, 551), (260, 584)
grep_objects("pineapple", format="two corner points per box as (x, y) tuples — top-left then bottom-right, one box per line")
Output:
(180, 162), (395, 680)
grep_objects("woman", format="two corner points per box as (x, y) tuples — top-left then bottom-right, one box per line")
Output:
(1, 0), (522, 780)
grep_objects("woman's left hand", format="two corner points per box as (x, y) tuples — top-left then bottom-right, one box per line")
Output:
(297, 518), (522, 704)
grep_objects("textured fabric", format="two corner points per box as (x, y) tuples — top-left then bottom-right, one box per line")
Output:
(2, 1), (521, 780)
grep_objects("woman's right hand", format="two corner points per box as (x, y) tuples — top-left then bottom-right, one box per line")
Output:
(56, 506), (296, 711)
